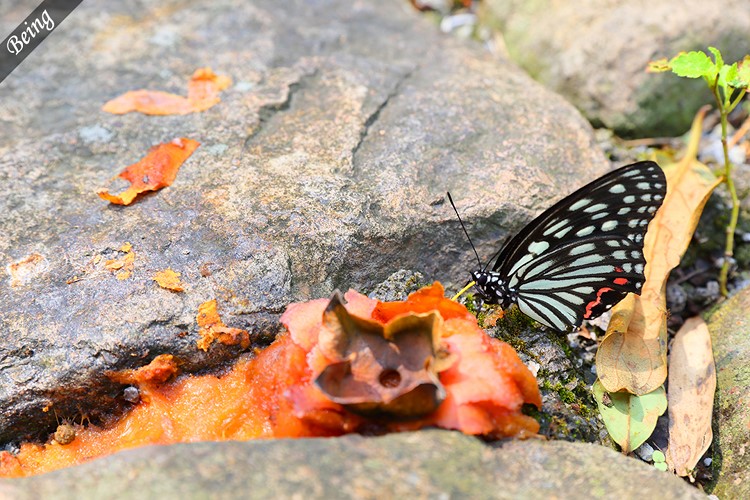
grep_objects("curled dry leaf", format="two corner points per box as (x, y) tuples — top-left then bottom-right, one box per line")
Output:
(98, 138), (199, 206)
(596, 106), (722, 395)
(665, 316), (716, 476)
(196, 299), (250, 351)
(102, 67), (231, 115)
(153, 268), (184, 292)
(315, 292), (455, 419)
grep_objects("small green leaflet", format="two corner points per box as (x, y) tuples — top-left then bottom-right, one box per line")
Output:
(669, 51), (717, 80)
(593, 381), (667, 453)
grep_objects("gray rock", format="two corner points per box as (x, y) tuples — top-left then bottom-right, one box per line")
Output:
(480, 0), (750, 137)
(366, 269), (425, 302)
(0, 0), (606, 444)
(0, 430), (705, 499)
(706, 286), (750, 498)
(487, 311), (605, 443)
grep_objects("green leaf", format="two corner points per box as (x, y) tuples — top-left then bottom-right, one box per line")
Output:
(717, 63), (735, 95)
(724, 63), (739, 86)
(654, 462), (669, 472)
(652, 450), (666, 463)
(708, 46), (724, 69)
(728, 56), (750, 88)
(594, 380), (668, 453)
(669, 51), (717, 80)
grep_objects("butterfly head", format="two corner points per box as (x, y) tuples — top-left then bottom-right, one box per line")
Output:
(471, 270), (488, 286)
(470, 270), (506, 305)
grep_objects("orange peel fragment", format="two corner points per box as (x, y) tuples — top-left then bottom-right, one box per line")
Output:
(102, 67), (231, 115)
(104, 243), (134, 280)
(97, 138), (199, 206)
(153, 269), (184, 292)
(196, 299), (250, 351)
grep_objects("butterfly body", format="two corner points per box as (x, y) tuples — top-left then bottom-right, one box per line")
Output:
(465, 161), (666, 332)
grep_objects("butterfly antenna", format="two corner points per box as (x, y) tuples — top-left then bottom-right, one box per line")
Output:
(447, 192), (482, 268)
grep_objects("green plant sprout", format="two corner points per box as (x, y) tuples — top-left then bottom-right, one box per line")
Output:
(649, 47), (750, 296)
(651, 449), (668, 472)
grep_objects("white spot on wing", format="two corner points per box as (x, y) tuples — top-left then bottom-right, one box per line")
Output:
(569, 198), (591, 211)
(584, 203), (607, 213)
(609, 184), (626, 194)
(601, 220), (617, 231)
(507, 253), (533, 276)
(624, 195), (636, 203)
(517, 298), (562, 330)
(570, 243), (596, 255)
(543, 218), (569, 236)
(523, 257), (557, 279)
(554, 264), (615, 279)
(576, 226), (595, 237)
(527, 241), (550, 255)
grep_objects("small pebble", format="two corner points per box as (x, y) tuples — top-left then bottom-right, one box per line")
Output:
(123, 386), (140, 404)
(666, 283), (687, 314)
(703, 457), (712, 466)
(635, 442), (655, 461)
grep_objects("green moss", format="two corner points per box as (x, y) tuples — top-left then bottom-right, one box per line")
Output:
(540, 379), (596, 420)
(490, 305), (538, 337)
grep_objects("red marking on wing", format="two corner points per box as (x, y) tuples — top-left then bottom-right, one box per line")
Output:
(613, 277), (628, 285)
(615, 266), (624, 273)
(583, 287), (614, 319)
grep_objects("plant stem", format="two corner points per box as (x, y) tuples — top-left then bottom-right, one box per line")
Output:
(713, 85), (741, 296)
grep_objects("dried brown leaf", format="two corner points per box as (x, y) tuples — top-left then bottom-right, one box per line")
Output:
(597, 107), (722, 394)
(665, 317), (716, 476)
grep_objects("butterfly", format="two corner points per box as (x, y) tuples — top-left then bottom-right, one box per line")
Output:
(450, 161), (667, 332)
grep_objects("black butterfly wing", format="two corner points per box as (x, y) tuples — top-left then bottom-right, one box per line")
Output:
(492, 161), (666, 331)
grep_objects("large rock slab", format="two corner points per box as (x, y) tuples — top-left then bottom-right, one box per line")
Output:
(706, 286), (750, 498)
(0, 430), (705, 499)
(481, 0), (750, 136)
(0, 0), (606, 444)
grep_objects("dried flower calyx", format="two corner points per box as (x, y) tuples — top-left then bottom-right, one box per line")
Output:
(315, 292), (456, 419)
